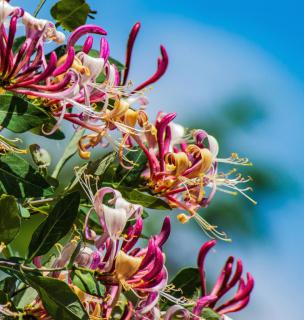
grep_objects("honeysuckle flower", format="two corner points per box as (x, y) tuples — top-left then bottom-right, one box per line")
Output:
(133, 112), (255, 239)
(0, 1), (67, 98)
(33, 216), (169, 320)
(76, 171), (143, 268)
(195, 240), (254, 315)
(49, 22), (168, 159)
(164, 240), (254, 320)
(122, 22), (169, 91)
(95, 216), (171, 319)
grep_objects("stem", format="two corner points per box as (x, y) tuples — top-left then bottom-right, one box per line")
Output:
(0, 260), (66, 272)
(27, 198), (55, 205)
(34, 0), (47, 17)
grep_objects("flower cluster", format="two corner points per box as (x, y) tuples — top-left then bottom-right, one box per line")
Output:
(164, 240), (254, 319)
(0, 0), (168, 159)
(29, 187), (170, 319)
(0, 1), (256, 320)
(130, 112), (255, 238)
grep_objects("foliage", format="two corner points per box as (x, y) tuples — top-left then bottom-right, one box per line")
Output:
(51, 0), (97, 31)
(0, 2), (256, 320)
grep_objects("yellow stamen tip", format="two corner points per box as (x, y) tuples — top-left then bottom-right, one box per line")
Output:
(177, 213), (190, 224)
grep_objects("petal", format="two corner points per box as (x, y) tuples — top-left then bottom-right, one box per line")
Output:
(208, 134), (219, 158)
(103, 205), (127, 239)
(164, 305), (191, 320)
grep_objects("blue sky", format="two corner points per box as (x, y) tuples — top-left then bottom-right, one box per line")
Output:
(13, 1), (304, 319)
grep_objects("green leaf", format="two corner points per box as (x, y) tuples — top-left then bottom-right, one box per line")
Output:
(17, 203), (30, 218)
(31, 123), (65, 140)
(0, 276), (17, 298)
(12, 36), (26, 53)
(115, 186), (171, 210)
(108, 57), (125, 72)
(28, 192), (80, 259)
(52, 129), (85, 178)
(116, 148), (147, 186)
(0, 95), (53, 133)
(202, 308), (221, 320)
(0, 260), (31, 283)
(0, 153), (52, 198)
(28, 275), (89, 320)
(0, 290), (8, 304)
(51, 0), (96, 31)
(169, 267), (201, 298)
(0, 195), (21, 244)
(87, 152), (117, 176)
(71, 270), (105, 296)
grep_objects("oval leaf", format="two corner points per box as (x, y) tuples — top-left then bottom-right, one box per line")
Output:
(0, 153), (52, 198)
(115, 186), (171, 210)
(51, 0), (96, 31)
(28, 192), (80, 259)
(0, 195), (20, 244)
(170, 267), (201, 299)
(0, 95), (53, 133)
(202, 308), (221, 320)
(71, 270), (105, 296)
(28, 276), (89, 320)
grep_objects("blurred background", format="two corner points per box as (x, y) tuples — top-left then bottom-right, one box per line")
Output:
(14, 0), (304, 319)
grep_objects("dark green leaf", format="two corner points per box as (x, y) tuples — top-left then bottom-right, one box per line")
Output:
(0, 290), (8, 304)
(0, 95), (53, 133)
(12, 36), (26, 53)
(115, 186), (171, 210)
(0, 277), (17, 298)
(102, 163), (118, 184)
(28, 276), (89, 320)
(71, 270), (105, 296)
(46, 45), (68, 61)
(31, 123), (65, 140)
(0, 260), (31, 283)
(0, 153), (52, 198)
(202, 308), (221, 320)
(28, 192), (80, 259)
(51, 0), (96, 31)
(169, 267), (201, 298)
(0, 195), (21, 244)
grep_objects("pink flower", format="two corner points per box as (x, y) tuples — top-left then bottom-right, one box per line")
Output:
(132, 113), (255, 239)
(164, 240), (254, 320)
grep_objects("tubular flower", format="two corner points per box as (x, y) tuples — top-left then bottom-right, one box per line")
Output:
(50, 22), (168, 159)
(194, 240), (254, 316)
(0, 0), (66, 97)
(48, 199), (170, 319)
(95, 216), (171, 319)
(164, 240), (254, 320)
(133, 113), (255, 239)
(81, 184), (143, 272)
(1, 3), (169, 160)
